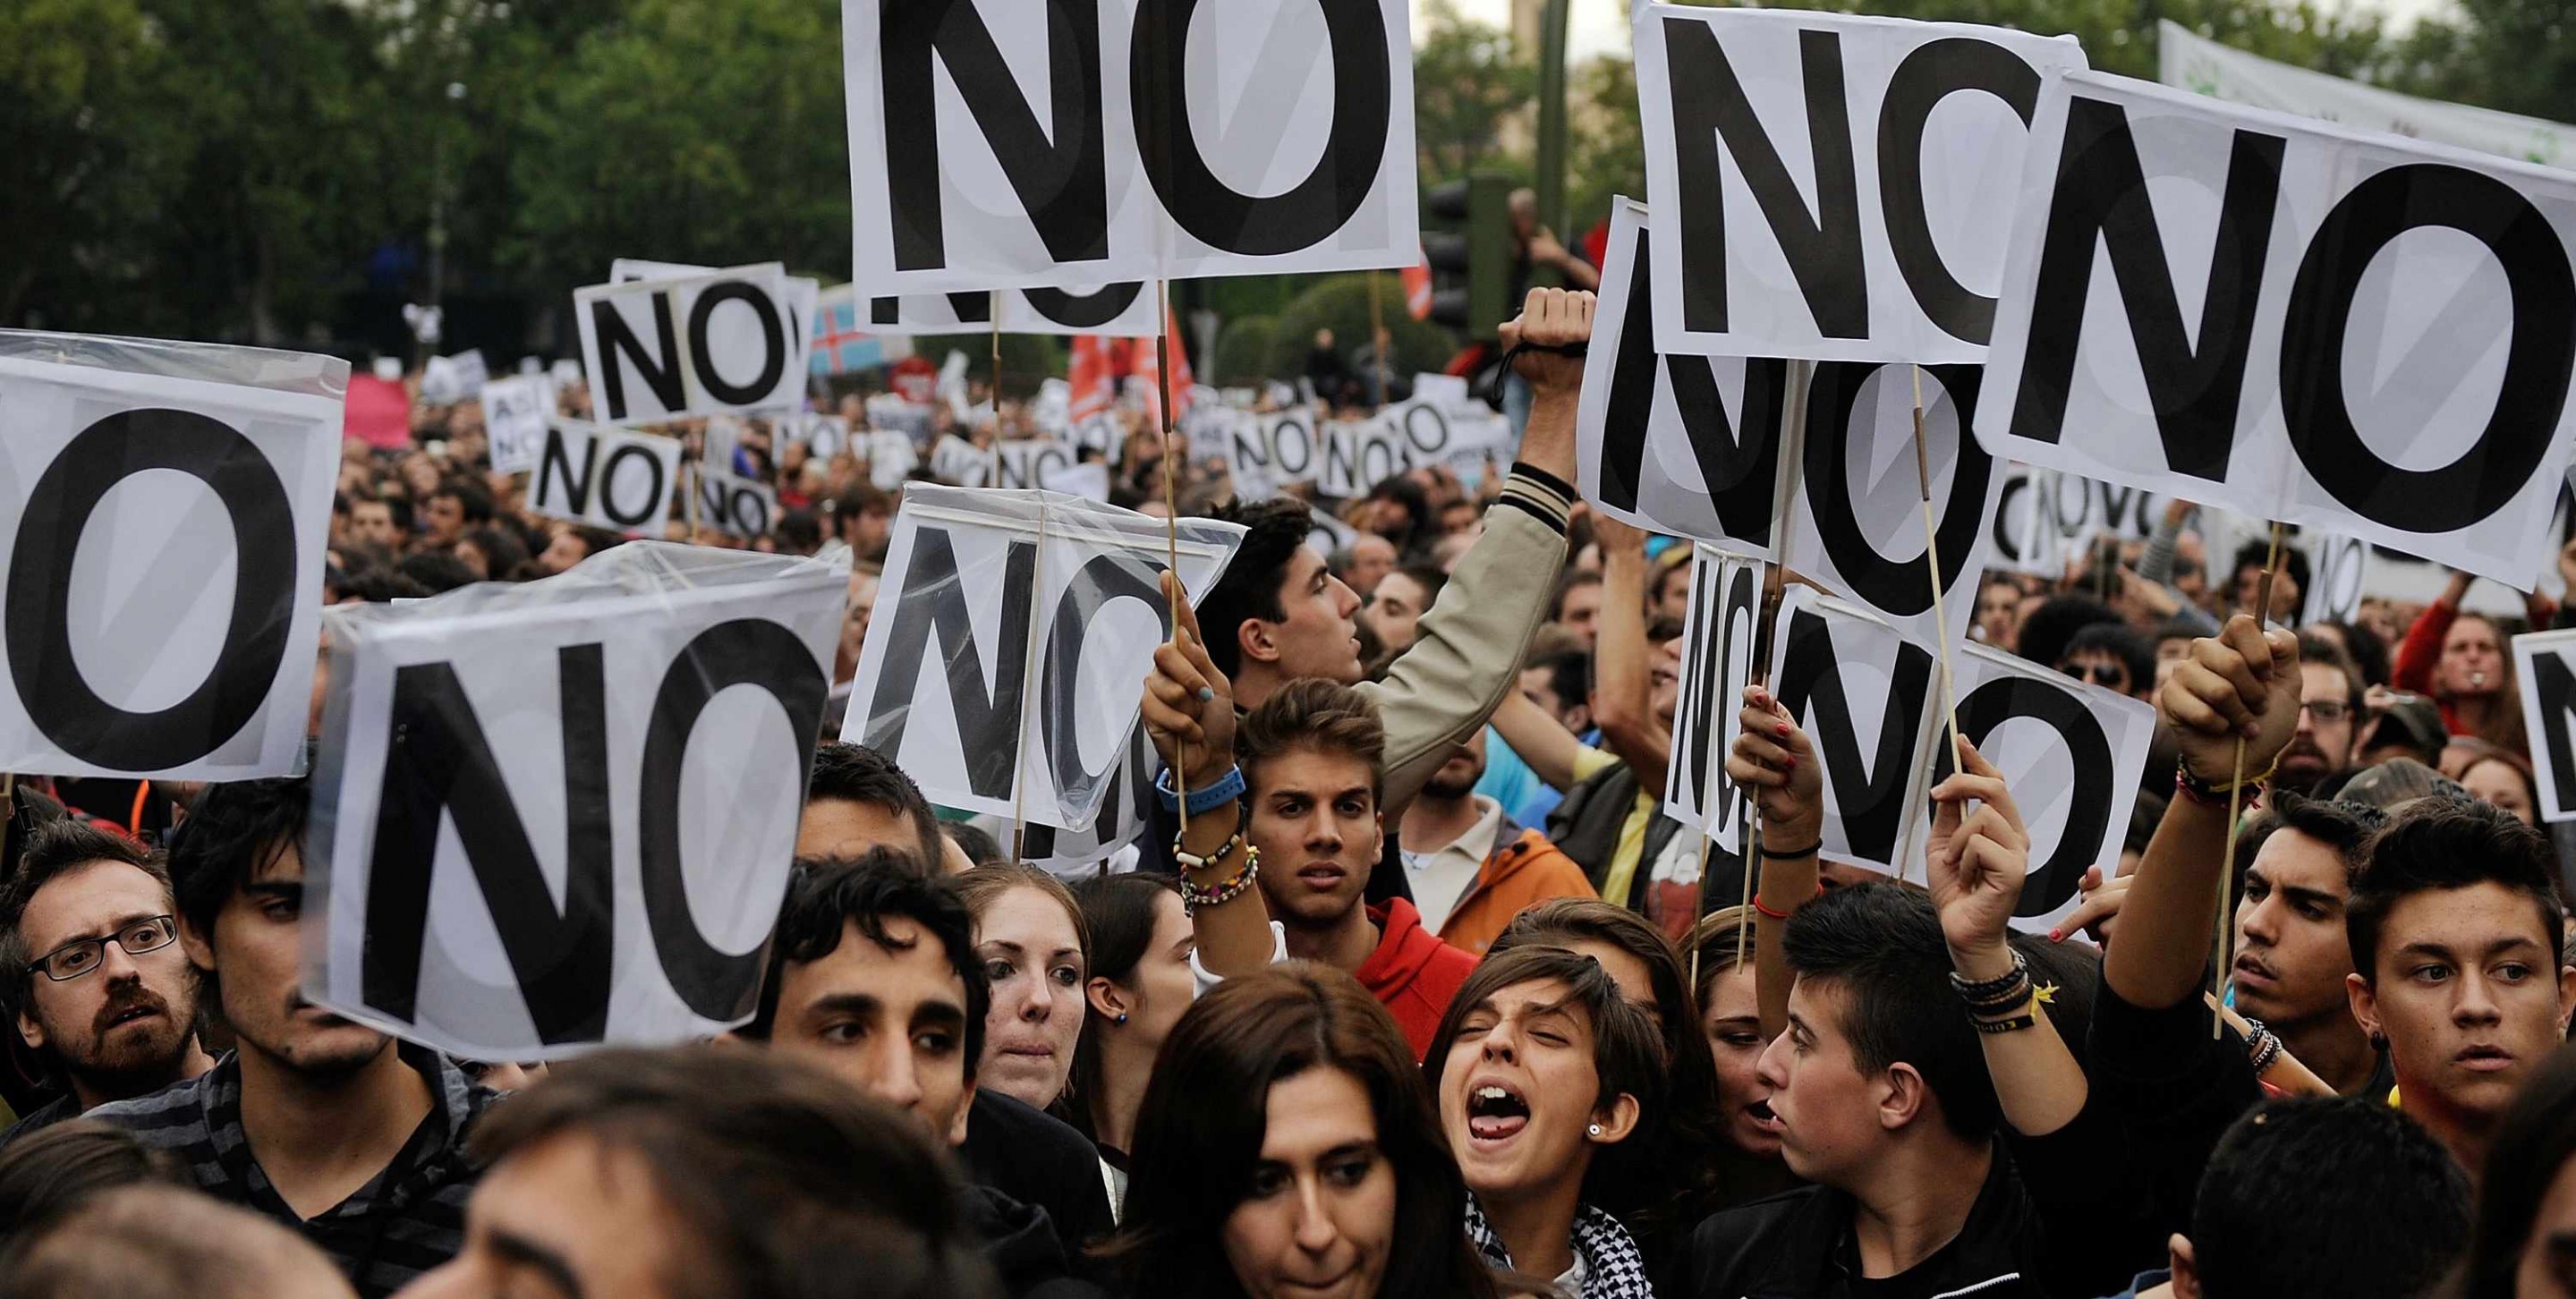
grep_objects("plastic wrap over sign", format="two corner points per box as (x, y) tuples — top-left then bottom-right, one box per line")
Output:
(847, 486), (1245, 830)
(306, 543), (846, 1059)
(0, 329), (344, 779)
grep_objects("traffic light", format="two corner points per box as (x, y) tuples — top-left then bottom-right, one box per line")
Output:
(1422, 173), (1512, 340)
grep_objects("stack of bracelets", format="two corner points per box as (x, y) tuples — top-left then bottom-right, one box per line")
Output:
(1947, 950), (2040, 1035)
(2239, 1015), (2283, 1074)
(1173, 802), (1260, 914)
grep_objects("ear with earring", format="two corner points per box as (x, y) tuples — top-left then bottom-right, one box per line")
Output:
(2368, 1031), (2388, 1052)
(1586, 1124), (1603, 1137)
(1115, 1012), (1129, 1025)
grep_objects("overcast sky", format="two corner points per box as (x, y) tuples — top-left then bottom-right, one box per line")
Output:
(1413, 0), (2456, 63)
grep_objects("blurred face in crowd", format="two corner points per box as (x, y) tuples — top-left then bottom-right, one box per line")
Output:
(837, 570), (880, 684)
(407, 1132), (684, 1299)
(351, 501), (398, 550)
(765, 917), (974, 1146)
(186, 840), (393, 1078)
(1702, 962), (1781, 1159)
(794, 796), (919, 863)
(1440, 978), (1635, 1210)
(1362, 571), (1433, 659)
(1221, 1066), (1394, 1299)
(1976, 581), (2019, 649)
(2280, 664), (2357, 788)
(2234, 563), (2301, 619)
(14, 862), (197, 1102)
(452, 536), (493, 579)
(2462, 759), (2538, 827)
(538, 530), (590, 576)
(2059, 647), (2135, 699)
(2515, 1155), (2576, 1298)
(1255, 548), (1365, 684)
(2230, 828), (2354, 1032)
(2351, 883), (2575, 1134)
(1343, 536), (1395, 598)
(1756, 977), (1889, 1187)
(1249, 748), (1382, 933)
(2172, 533), (2208, 605)
(1652, 633), (1684, 725)
(2154, 634), (2194, 694)
(423, 492), (466, 547)
(1654, 563), (1694, 624)
(1421, 730), (1486, 802)
(1554, 582), (1603, 650)
(1519, 666), (1588, 735)
(2441, 616), (2507, 698)
(973, 886), (1084, 1110)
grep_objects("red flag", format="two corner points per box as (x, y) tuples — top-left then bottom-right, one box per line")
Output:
(1134, 301), (1193, 426)
(1068, 334), (1118, 421)
(1402, 250), (1433, 320)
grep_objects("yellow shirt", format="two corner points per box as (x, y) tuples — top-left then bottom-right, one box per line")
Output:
(1570, 747), (1660, 908)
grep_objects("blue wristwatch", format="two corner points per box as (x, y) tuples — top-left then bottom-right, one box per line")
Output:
(1155, 765), (1246, 816)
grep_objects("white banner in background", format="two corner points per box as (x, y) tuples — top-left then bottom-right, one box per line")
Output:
(1977, 72), (2576, 590)
(866, 284), (1160, 336)
(847, 487), (1245, 829)
(1635, 5), (2087, 361)
(421, 350), (489, 405)
(844, 0), (1418, 293)
(1911, 643), (2155, 934)
(2517, 628), (2576, 822)
(531, 420), (682, 533)
(0, 340), (342, 780)
(308, 543), (845, 1059)
(2158, 20), (2576, 169)
(1578, 199), (1792, 556)
(577, 263), (811, 424)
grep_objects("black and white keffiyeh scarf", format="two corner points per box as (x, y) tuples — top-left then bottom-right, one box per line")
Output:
(1462, 1193), (1656, 1299)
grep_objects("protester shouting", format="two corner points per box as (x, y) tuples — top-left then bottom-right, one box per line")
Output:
(1425, 946), (1664, 1296)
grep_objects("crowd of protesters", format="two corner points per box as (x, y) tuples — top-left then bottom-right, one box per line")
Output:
(0, 287), (2570, 1299)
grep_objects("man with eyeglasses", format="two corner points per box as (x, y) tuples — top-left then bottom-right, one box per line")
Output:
(0, 819), (213, 1142)
(2279, 633), (2364, 796)
(87, 775), (495, 1298)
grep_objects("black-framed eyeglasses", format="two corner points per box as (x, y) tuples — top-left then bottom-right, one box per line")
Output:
(28, 916), (178, 982)
(2301, 700), (2353, 724)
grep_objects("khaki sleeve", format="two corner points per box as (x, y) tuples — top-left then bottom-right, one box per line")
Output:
(1360, 467), (1572, 811)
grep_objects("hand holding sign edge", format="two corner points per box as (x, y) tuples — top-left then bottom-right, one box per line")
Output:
(1143, 571), (1236, 791)
(1927, 735), (2032, 978)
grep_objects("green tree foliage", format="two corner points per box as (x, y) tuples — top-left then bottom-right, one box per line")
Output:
(1413, 0), (1540, 188)
(1267, 274), (1456, 384)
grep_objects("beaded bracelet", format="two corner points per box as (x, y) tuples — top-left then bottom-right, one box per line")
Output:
(1948, 951), (2030, 1006)
(1179, 847), (1260, 914)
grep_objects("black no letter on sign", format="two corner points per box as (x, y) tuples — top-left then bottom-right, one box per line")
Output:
(1129, 0), (1390, 255)
(8, 408), (296, 769)
(638, 618), (830, 1021)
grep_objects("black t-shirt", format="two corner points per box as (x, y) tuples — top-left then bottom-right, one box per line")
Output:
(960, 1091), (1115, 1266)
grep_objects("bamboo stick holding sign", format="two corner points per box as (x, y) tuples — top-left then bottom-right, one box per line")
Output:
(1908, 363), (1968, 885)
(2214, 522), (2288, 1036)
(846, 487), (1245, 835)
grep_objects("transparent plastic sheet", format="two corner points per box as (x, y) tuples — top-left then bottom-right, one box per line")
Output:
(0, 329), (346, 779)
(305, 541), (849, 1061)
(844, 485), (1247, 832)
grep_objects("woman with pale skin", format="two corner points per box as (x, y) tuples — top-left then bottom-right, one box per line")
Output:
(2460, 750), (2545, 827)
(1424, 947), (1665, 1296)
(1105, 965), (1522, 1299)
(951, 864), (1089, 1110)
(1684, 909), (1793, 1179)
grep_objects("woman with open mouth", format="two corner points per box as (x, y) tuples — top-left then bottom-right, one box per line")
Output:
(1426, 946), (1668, 1298)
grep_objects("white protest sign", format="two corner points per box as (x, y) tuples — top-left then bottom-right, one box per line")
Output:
(846, 486), (1245, 829)
(0, 334), (343, 780)
(1768, 585), (1940, 875)
(480, 374), (555, 474)
(1316, 417), (1414, 499)
(306, 543), (846, 1059)
(863, 429), (918, 488)
(1223, 407), (1328, 496)
(1033, 377), (1074, 434)
(2516, 629), (2576, 822)
(1042, 460), (1112, 502)
(1665, 548), (1767, 851)
(2302, 533), (2369, 626)
(576, 263), (809, 424)
(1977, 72), (2576, 590)
(531, 420), (683, 532)
(1989, 465), (2061, 578)
(1413, 372), (1471, 412)
(1634, 5), (2087, 361)
(421, 350), (489, 405)
(778, 412), (852, 462)
(931, 434), (990, 485)
(1577, 199), (1792, 556)
(844, 0), (1418, 293)
(1912, 643), (2155, 934)
(865, 284), (1160, 336)
(693, 465), (779, 539)
(610, 259), (821, 369)
(1784, 361), (1999, 654)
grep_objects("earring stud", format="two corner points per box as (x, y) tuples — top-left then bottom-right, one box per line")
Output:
(1586, 1124), (1603, 1137)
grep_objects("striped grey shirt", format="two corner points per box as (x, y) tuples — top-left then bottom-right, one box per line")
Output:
(86, 1045), (495, 1298)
